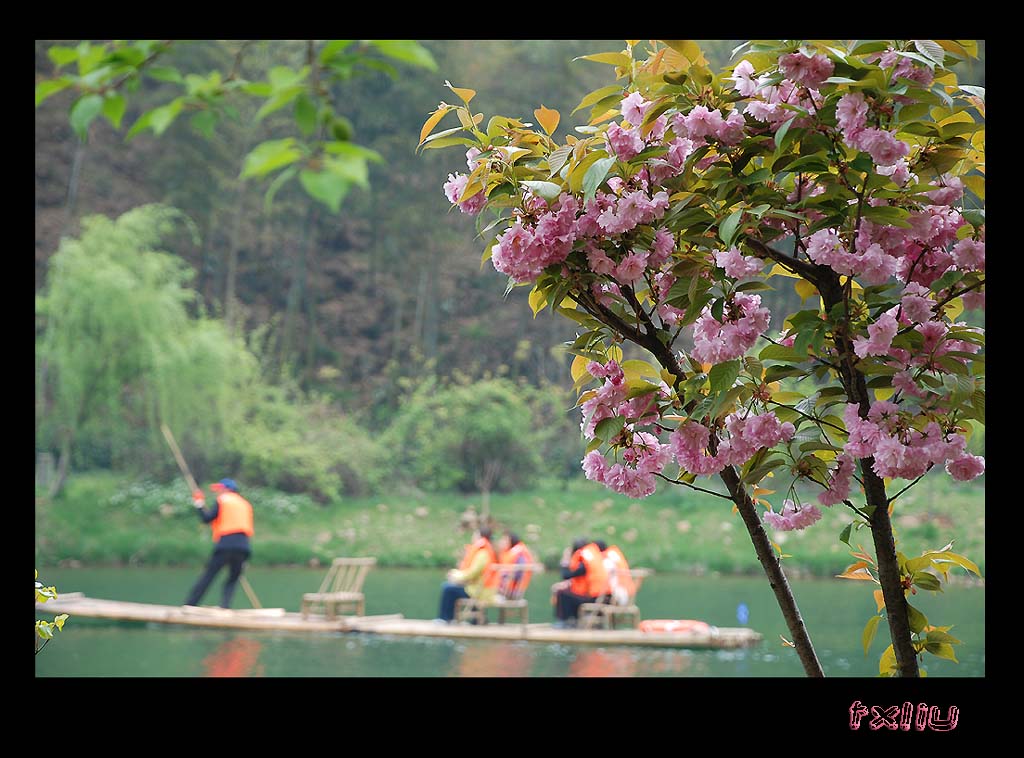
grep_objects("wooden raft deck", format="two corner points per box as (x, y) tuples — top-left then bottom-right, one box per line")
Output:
(36, 594), (399, 633)
(37, 594), (762, 650)
(347, 617), (761, 649)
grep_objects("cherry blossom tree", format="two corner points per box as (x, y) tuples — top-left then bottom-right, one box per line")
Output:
(423, 39), (984, 676)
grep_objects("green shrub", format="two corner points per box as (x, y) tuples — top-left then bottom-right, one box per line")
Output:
(384, 375), (544, 493)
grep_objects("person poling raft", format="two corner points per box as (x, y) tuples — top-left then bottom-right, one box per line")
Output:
(159, 422), (262, 609)
(184, 478), (256, 609)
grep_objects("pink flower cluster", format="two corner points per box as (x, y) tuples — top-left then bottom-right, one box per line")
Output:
(778, 51), (835, 89)
(491, 193), (580, 283)
(841, 403), (984, 482)
(670, 411), (795, 477)
(730, 59), (823, 131)
(805, 229), (900, 286)
(579, 359), (673, 498)
(690, 292), (771, 365)
(582, 431), (673, 498)
(764, 499), (823, 531)
(443, 172), (486, 215)
(818, 453), (855, 506)
(672, 106), (746, 146)
(835, 93), (909, 166)
(715, 247), (765, 279)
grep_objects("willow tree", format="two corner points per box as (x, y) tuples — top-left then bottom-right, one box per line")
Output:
(424, 39), (984, 677)
(36, 204), (257, 497)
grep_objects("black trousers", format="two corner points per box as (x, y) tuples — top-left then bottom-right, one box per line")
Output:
(554, 589), (599, 621)
(184, 548), (250, 608)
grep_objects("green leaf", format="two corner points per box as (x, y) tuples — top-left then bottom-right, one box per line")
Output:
(911, 572), (943, 592)
(101, 93), (126, 129)
(926, 629), (962, 645)
(319, 40), (354, 64)
(758, 344), (806, 364)
(742, 455), (787, 486)
(719, 208), (744, 248)
(594, 415), (626, 441)
(47, 46), (79, 67)
(241, 138), (304, 179)
(839, 523), (853, 547)
(299, 168), (350, 213)
(263, 166), (298, 213)
(926, 551), (982, 577)
(147, 66), (184, 84)
(521, 180), (563, 201)
(575, 51), (633, 67)
(959, 85), (985, 101)
(581, 156), (617, 201)
(370, 40), (438, 71)
(149, 99), (184, 136)
(913, 40), (947, 67)
(709, 360), (742, 394)
(69, 94), (104, 141)
(906, 602), (928, 634)
(878, 644), (898, 676)
(924, 642), (959, 663)
(294, 93), (317, 137)
(189, 110), (217, 139)
(572, 85), (625, 115)
(862, 204), (912, 227)
(256, 86), (305, 121)
(35, 78), (72, 107)
(862, 614), (881, 655)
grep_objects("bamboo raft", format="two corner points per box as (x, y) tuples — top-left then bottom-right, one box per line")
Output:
(36, 593), (762, 650)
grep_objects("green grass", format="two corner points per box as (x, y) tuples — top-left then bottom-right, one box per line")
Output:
(35, 469), (985, 579)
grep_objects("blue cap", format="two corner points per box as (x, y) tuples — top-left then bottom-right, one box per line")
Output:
(212, 478), (238, 492)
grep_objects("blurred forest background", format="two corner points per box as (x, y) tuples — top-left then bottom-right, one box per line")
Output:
(35, 40), (986, 508)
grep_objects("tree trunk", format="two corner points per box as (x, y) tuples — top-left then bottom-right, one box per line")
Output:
(574, 288), (824, 675)
(224, 180), (248, 335)
(303, 210), (320, 378)
(818, 275), (919, 676)
(718, 448), (825, 676)
(281, 206), (316, 374)
(61, 137), (87, 238)
(46, 432), (72, 500)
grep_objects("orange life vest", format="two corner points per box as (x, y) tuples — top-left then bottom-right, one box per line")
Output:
(492, 542), (534, 596)
(568, 542), (609, 598)
(210, 491), (254, 542)
(458, 537), (497, 575)
(603, 545), (636, 603)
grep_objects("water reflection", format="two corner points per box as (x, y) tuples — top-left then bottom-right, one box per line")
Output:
(568, 648), (637, 677)
(455, 642), (533, 677)
(202, 637), (264, 677)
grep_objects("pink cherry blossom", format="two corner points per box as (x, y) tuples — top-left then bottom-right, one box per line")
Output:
(946, 453), (985, 482)
(621, 91), (651, 126)
(730, 60), (760, 96)
(614, 250), (649, 284)
(715, 247), (765, 279)
(952, 238), (985, 272)
(779, 51), (834, 89)
(818, 454), (855, 506)
(836, 92), (868, 137)
(853, 311), (899, 358)
(606, 122), (644, 161)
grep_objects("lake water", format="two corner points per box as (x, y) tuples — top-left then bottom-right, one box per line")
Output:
(34, 566), (984, 678)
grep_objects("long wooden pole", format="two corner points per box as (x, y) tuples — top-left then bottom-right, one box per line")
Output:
(159, 423), (262, 609)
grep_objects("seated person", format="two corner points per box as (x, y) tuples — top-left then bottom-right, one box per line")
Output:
(551, 537), (609, 628)
(597, 540), (636, 606)
(435, 526), (496, 623)
(489, 531), (535, 599)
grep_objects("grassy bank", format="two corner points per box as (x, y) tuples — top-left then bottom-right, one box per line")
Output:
(35, 469), (985, 579)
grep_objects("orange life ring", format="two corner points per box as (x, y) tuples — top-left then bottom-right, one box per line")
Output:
(638, 619), (712, 634)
